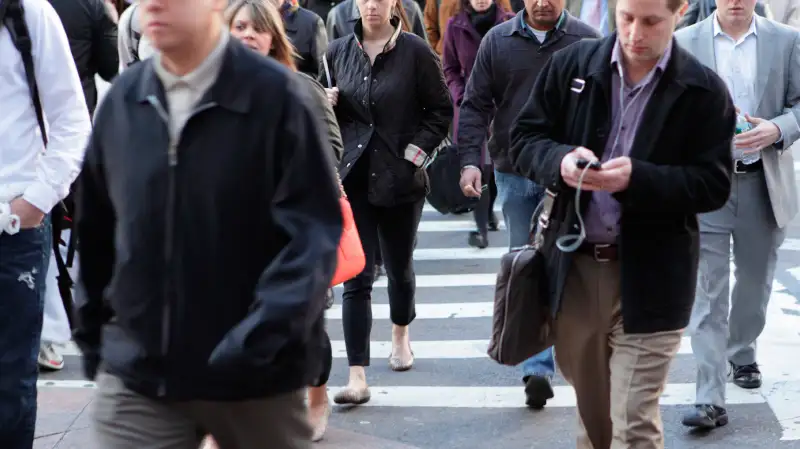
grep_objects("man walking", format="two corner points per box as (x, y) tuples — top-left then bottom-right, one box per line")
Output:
(676, 0), (800, 429)
(458, 0), (599, 408)
(509, 0), (735, 445)
(73, 0), (342, 445)
(0, 0), (91, 446)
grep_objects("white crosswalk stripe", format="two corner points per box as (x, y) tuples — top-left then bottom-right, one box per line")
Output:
(39, 201), (800, 441)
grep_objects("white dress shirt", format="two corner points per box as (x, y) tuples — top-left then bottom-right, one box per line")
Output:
(0, 0), (91, 214)
(713, 13), (761, 160)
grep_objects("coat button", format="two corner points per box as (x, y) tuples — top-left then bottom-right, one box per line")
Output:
(358, 144), (363, 148)
(363, 76), (368, 81)
(346, 162), (351, 167)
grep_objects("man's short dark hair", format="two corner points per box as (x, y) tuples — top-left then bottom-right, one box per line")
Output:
(668, 0), (687, 12)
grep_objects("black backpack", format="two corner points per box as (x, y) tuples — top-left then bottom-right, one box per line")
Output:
(1, 0), (78, 328)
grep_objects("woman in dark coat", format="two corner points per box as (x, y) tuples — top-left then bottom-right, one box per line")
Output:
(441, 0), (511, 248)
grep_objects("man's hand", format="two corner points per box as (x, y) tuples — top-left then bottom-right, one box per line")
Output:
(597, 156), (632, 193)
(735, 114), (781, 151)
(460, 167), (482, 198)
(560, 146), (604, 190)
(10, 198), (45, 229)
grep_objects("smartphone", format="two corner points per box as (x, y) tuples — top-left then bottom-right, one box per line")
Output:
(576, 158), (602, 170)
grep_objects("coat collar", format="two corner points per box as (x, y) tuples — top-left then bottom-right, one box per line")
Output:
(501, 9), (568, 38)
(131, 37), (255, 114)
(585, 32), (708, 91)
(450, 5), (513, 30)
(353, 16), (403, 52)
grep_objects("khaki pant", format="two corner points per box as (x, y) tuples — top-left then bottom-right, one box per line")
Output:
(555, 255), (683, 449)
(91, 373), (311, 449)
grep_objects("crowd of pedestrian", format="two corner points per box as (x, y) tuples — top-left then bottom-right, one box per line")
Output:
(1, 0), (799, 446)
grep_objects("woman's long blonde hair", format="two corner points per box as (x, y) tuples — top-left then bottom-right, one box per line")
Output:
(225, 0), (298, 71)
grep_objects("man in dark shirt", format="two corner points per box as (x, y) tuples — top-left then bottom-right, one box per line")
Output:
(457, 0), (599, 409)
(48, 0), (119, 115)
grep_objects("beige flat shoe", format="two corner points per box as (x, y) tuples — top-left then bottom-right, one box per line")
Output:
(332, 386), (371, 405)
(389, 348), (414, 372)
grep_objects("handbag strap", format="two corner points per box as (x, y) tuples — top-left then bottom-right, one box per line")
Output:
(529, 164), (595, 252)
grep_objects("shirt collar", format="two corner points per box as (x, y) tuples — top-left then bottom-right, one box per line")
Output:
(712, 11), (757, 39)
(153, 29), (230, 93)
(518, 9), (565, 39)
(610, 35), (672, 89)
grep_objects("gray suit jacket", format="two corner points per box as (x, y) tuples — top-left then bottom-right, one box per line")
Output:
(675, 15), (800, 227)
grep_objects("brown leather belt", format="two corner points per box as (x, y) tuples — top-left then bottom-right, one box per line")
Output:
(577, 242), (619, 262)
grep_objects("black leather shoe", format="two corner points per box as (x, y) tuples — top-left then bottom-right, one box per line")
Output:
(468, 231), (489, 249)
(682, 404), (728, 429)
(523, 374), (554, 410)
(731, 362), (762, 389)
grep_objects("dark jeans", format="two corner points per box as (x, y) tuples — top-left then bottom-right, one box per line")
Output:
(473, 165), (497, 235)
(0, 221), (50, 449)
(340, 186), (424, 366)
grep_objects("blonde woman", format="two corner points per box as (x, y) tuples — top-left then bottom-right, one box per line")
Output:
(201, 1), (342, 446)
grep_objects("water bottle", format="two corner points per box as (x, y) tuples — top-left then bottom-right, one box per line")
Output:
(734, 114), (760, 164)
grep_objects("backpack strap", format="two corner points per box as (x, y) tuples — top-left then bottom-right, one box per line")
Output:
(128, 3), (141, 64)
(1, 0), (47, 146)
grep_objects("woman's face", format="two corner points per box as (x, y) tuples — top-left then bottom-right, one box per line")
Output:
(356, 0), (393, 27)
(230, 6), (273, 56)
(469, 0), (493, 11)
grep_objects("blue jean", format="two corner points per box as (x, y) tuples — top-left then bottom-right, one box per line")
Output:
(0, 221), (50, 449)
(494, 170), (556, 379)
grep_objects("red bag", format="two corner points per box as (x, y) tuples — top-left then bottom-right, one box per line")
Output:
(330, 196), (365, 287)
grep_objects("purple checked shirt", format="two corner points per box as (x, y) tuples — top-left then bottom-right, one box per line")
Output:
(584, 38), (673, 243)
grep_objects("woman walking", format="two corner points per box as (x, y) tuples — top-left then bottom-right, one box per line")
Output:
(225, 0), (339, 442)
(322, 0), (451, 405)
(441, 0), (510, 248)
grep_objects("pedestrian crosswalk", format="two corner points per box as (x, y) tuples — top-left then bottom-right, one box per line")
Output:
(38, 202), (800, 445)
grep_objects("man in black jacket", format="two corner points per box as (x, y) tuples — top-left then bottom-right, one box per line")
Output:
(509, 0), (734, 445)
(73, 0), (342, 445)
(48, 0), (119, 115)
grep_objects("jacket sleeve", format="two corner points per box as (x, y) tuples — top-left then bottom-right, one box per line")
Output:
(305, 76), (344, 162)
(457, 32), (494, 168)
(509, 54), (576, 190)
(770, 31), (800, 150)
(407, 42), (454, 162)
(73, 104), (116, 381)
(309, 15), (329, 79)
(612, 76), (735, 214)
(208, 78), (343, 370)
(424, 0), (440, 53)
(441, 20), (464, 107)
(90, 0), (119, 82)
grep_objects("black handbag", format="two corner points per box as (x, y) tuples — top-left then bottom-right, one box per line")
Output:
(425, 138), (479, 215)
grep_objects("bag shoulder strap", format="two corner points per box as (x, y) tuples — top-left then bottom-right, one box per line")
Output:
(2, 0), (47, 146)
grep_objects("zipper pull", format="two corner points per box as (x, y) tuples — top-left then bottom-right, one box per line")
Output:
(168, 144), (178, 166)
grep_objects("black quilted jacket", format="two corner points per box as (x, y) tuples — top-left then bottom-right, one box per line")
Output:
(322, 19), (452, 206)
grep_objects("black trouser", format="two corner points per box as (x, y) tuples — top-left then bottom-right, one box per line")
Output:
(340, 186), (424, 366)
(473, 164), (497, 234)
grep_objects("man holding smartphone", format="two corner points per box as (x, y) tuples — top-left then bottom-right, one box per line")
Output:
(509, 0), (735, 445)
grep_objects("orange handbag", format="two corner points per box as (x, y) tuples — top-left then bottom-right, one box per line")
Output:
(330, 195), (366, 287)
